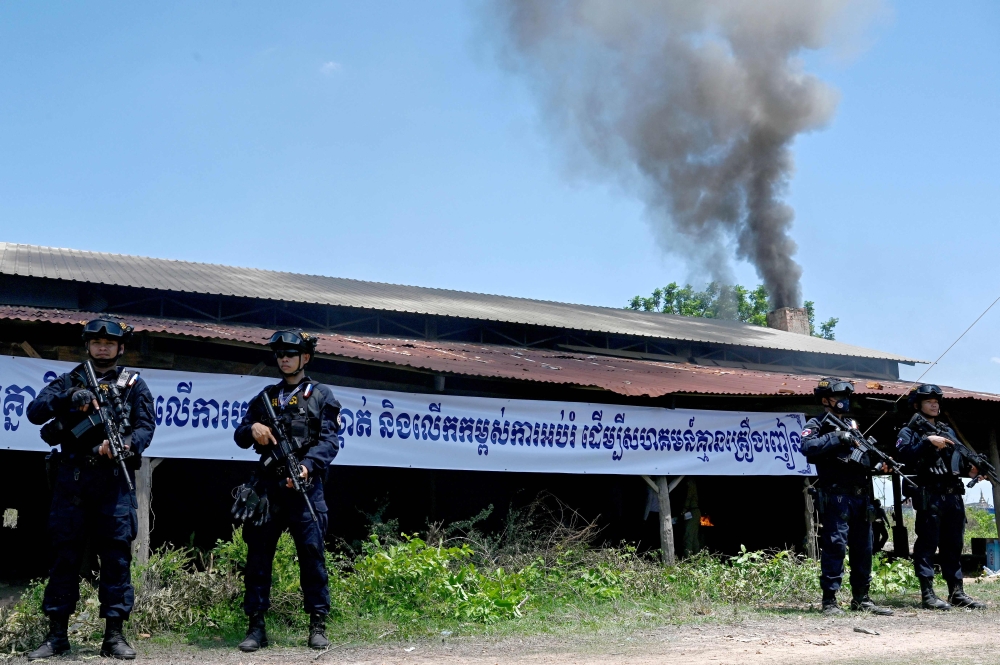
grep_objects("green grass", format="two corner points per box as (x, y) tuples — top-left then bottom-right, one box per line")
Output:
(1, 500), (991, 654)
(890, 506), (998, 554)
(965, 507), (998, 548)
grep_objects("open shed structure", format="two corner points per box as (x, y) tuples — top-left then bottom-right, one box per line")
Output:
(1, 242), (997, 578)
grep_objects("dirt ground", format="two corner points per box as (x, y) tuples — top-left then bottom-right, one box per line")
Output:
(11, 606), (1000, 665)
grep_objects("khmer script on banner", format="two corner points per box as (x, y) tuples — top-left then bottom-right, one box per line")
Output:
(0, 356), (812, 476)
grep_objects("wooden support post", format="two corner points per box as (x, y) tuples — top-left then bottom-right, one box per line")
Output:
(134, 457), (163, 565)
(803, 479), (818, 560)
(19, 341), (42, 358)
(989, 428), (1000, 538)
(655, 475), (676, 566)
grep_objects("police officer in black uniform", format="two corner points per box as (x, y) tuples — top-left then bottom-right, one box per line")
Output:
(895, 384), (986, 610)
(233, 330), (341, 652)
(801, 378), (893, 616)
(25, 318), (155, 660)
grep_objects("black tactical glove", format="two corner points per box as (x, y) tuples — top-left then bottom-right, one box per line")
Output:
(231, 483), (261, 523)
(70, 389), (96, 410)
(252, 493), (271, 527)
(231, 481), (272, 526)
(836, 430), (854, 445)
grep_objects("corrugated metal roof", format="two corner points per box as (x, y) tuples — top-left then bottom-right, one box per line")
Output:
(0, 242), (918, 362)
(2, 305), (990, 402)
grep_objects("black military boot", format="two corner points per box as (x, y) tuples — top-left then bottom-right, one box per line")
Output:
(947, 580), (986, 609)
(308, 613), (330, 649)
(919, 577), (951, 610)
(99, 618), (136, 660)
(850, 592), (894, 616)
(821, 591), (844, 616)
(238, 612), (268, 652)
(26, 614), (71, 659)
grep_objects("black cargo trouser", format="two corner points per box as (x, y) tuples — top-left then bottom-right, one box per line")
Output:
(44, 460), (137, 619)
(912, 490), (965, 583)
(819, 490), (873, 595)
(243, 480), (330, 616)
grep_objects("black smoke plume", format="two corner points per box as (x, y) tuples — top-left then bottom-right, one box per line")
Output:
(488, 0), (868, 308)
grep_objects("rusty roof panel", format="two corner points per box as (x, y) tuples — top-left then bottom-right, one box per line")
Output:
(0, 305), (991, 402)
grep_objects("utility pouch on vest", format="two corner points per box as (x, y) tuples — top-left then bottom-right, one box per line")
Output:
(40, 419), (65, 447)
(913, 488), (943, 513)
(44, 449), (61, 491)
(813, 488), (826, 517)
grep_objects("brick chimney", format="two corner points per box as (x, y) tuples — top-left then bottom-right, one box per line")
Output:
(766, 307), (810, 335)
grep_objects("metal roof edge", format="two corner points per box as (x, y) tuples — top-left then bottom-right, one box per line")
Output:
(0, 243), (920, 363)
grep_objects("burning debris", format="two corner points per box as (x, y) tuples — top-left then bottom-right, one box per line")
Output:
(488, 0), (874, 308)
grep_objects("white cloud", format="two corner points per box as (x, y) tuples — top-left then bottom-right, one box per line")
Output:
(319, 61), (342, 76)
(991, 357), (1000, 365)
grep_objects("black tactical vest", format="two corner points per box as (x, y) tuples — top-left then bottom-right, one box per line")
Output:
(45, 365), (136, 454)
(271, 380), (323, 451)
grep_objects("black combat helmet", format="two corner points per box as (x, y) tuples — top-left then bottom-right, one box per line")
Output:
(268, 330), (318, 376)
(814, 377), (854, 398)
(908, 384), (944, 409)
(81, 318), (132, 361)
(268, 330), (318, 355)
(814, 377), (853, 413)
(81, 318), (133, 343)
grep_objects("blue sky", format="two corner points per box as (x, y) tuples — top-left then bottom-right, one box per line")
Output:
(1, 1), (998, 393)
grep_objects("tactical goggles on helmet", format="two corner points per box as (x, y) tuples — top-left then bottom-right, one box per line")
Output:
(814, 378), (854, 397)
(268, 331), (306, 348)
(908, 384), (944, 406)
(81, 319), (132, 342)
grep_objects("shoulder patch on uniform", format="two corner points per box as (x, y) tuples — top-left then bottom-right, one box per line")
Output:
(303, 383), (314, 399)
(801, 429), (812, 437)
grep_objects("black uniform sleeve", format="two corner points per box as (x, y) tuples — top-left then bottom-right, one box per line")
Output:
(894, 426), (927, 464)
(301, 385), (340, 475)
(234, 388), (269, 449)
(26, 373), (75, 425)
(127, 378), (156, 455)
(799, 416), (847, 461)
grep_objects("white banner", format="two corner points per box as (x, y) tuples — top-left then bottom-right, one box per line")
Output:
(0, 356), (813, 476)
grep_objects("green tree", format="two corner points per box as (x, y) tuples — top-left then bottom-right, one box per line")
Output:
(627, 282), (767, 325)
(732, 284), (769, 327)
(628, 283), (838, 339)
(804, 301), (839, 340)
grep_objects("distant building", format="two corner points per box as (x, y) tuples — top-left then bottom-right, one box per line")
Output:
(972, 494), (995, 514)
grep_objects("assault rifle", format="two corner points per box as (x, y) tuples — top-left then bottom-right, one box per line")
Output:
(819, 411), (919, 490)
(258, 393), (318, 522)
(910, 414), (999, 489)
(72, 360), (137, 491)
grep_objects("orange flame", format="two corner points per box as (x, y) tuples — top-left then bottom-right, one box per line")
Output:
(700, 515), (714, 527)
